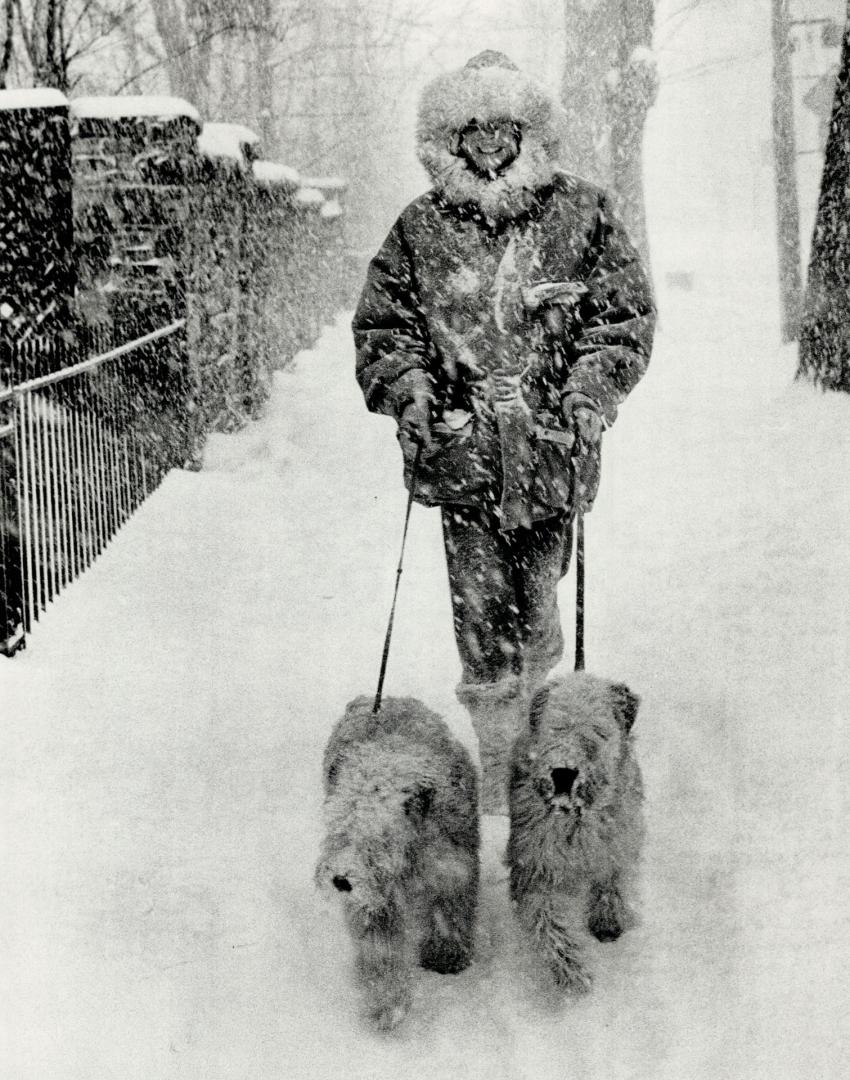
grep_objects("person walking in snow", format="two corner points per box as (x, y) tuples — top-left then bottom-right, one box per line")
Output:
(353, 51), (655, 814)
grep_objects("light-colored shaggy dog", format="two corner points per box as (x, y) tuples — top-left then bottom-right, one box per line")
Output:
(506, 673), (644, 992)
(315, 695), (480, 1030)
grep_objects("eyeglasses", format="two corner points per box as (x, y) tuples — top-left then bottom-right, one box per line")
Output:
(461, 118), (518, 137)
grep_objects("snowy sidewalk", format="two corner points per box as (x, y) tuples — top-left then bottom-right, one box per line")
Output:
(2, 298), (849, 1079)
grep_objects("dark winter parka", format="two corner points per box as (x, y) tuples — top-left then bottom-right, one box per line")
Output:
(353, 51), (655, 530)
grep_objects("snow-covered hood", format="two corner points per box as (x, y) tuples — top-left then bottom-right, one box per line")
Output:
(416, 50), (564, 222)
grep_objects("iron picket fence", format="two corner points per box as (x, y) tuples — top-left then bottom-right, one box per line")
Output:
(0, 320), (186, 654)
(0, 92), (350, 657)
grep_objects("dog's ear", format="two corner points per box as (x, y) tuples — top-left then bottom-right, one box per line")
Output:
(610, 683), (640, 734)
(528, 685), (551, 733)
(404, 785), (434, 819)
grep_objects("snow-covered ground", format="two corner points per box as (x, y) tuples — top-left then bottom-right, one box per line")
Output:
(3, 280), (849, 1078)
(3, 3), (850, 1076)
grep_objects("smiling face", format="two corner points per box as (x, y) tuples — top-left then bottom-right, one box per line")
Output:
(457, 118), (521, 177)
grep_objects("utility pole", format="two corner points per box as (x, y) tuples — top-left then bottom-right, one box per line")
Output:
(772, 0), (803, 342)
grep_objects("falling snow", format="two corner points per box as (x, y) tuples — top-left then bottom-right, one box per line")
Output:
(2, 2), (850, 1078)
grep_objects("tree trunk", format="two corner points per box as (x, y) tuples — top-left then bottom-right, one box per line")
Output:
(772, 0), (802, 343)
(256, 25), (275, 155)
(1, 0), (14, 88)
(16, 0), (68, 91)
(561, 0), (656, 266)
(148, 0), (210, 111)
(561, 0), (606, 185)
(797, 9), (850, 390)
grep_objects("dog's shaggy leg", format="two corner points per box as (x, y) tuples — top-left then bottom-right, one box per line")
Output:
(586, 873), (635, 943)
(418, 846), (478, 974)
(419, 904), (474, 974)
(513, 885), (591, 993)
(348, 905), (414, 1030)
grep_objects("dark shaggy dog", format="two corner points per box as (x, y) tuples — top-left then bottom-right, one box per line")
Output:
(506, 673), (644, 992)
(315, 695), (480, 1029)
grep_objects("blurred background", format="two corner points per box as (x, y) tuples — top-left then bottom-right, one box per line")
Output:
(0, 0), (840, 258)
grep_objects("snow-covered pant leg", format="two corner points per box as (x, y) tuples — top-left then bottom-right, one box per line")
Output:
(440, 506), (571, 686)
(514, 516), (572, 695)
(442, 505), (519, 684)
(442, 506), (571, 812)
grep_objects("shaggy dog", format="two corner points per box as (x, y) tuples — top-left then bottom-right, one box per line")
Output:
(315, 695), (480, 1030)
(506, 673), (644, 992)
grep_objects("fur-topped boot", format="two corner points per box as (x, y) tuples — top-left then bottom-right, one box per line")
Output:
(457, 676), (524, 815)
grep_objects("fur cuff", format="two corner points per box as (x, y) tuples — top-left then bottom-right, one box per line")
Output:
(456, 675), (523, 708)
(561, 376), (620, 427)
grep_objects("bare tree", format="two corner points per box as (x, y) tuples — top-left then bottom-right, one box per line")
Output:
(798, 9), (850, 391)
(145, 0), (231, 109)
(771, 0), (802, 343)
(9, 0), (138, 91)
(1, 0), (14, 87)
(12, 0), (70, 88)
(252, 0), (454, 243)
(5, 0), (461, 250)
(114, 0), (312, 142)
(561, 0), (657, 264)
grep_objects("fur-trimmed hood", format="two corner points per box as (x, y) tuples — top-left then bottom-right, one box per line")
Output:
(416, 50), (565, 221)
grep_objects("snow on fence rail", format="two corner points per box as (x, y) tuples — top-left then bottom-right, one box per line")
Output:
(0, 91), (350, 655)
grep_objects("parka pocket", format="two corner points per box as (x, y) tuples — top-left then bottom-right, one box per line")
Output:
(531, 418), (602, 514)
(399, 413), (496, 504)
(532, 424), (574, 508)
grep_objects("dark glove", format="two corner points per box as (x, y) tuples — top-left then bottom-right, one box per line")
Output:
(561, 392), (603, 441)
(561, 392), (603, 512)
(397, 395), (433, 462)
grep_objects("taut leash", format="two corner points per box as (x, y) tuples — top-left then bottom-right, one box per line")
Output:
(373, 443), (423, 714)
(574, 512), (585, 672)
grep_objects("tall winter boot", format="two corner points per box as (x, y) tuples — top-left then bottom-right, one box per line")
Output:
(520, 655), (560, 713)
(457, 677), (525, 816)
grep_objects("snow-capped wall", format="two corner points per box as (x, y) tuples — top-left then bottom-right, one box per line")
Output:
(71, 96), (202, 129)
(0, 88), (69, 112)
(198, 123), (260, 166)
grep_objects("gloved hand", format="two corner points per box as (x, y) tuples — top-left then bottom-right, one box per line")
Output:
(561, 392), (603, 512)
(561, 392), (604, 443)
(397, 395), (433, 462)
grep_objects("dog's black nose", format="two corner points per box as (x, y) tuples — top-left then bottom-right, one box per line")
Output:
(332, 875), (352, 893)
(551, 767), (579, 797)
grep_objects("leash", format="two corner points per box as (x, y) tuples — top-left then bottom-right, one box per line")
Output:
(574, 512), (585, 671)
(373, 443), (422, 714)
